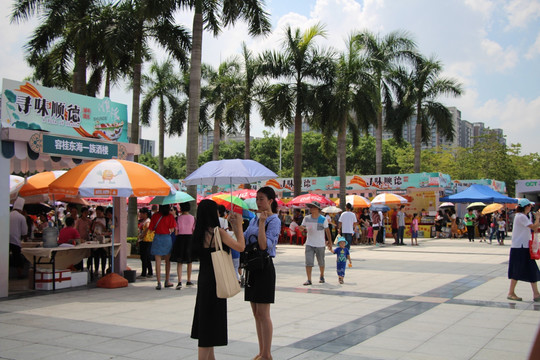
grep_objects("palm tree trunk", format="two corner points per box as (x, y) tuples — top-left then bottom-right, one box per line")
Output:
(73, 51), (87, 95)
(159, 102), (165, 174)
(211, 117), (220, 194)
(375, 110), (383, 174)
(186, 2), (203, 209)
(212, 118), (220, 161)
(338, 115), (347, 210)
(104, 70), (111, 98)
(293, 104), (302, 197)
(414, 101), (422, 172)
(244, 114), (251, 159)
(127, 50), (142, 237)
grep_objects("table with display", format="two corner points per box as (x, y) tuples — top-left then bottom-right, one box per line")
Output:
(22, 241), (121, 290)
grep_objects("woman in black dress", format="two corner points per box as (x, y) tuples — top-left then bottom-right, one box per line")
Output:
(190, 200), (245, 360)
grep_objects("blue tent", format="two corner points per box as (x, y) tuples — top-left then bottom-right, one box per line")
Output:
(440, 184), (517, 204)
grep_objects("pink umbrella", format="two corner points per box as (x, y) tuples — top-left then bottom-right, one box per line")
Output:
(287, 193), (335, 208)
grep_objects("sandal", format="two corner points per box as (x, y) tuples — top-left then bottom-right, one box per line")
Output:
(507, 294), (522, 301)
(319, 276), (325, 283)
(164, 283), (174, 288)
(155, 282), (161, 290)
(303, 280), (312, 286)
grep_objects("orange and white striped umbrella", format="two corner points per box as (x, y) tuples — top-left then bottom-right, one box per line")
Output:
(49, 159), (175, 198)
(371, 193), (408, 205)
(336, 195), (371, 208)
(19, 171), (67, 197)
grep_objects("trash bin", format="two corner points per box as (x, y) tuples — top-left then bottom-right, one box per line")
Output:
(123, 270), (136, 283)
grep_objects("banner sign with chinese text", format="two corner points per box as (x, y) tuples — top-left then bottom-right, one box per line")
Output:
(28, 132), (127, 160)
(1, 79), (128, 142)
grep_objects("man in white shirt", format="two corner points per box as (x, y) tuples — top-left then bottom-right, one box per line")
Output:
(338, 203), (357, 249)
(10, 198), (28, 278)
(397, 205), (406, 245)
(299, 201), (332, 285)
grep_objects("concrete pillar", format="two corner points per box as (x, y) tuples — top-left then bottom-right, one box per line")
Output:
(0, 152), (9, 298)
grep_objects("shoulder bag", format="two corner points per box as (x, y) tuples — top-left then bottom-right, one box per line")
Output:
(144, 216), (162, 242)
(211, 227), (241, 299)
(530, 231), (540, 260)
(240, 218), (274, 272)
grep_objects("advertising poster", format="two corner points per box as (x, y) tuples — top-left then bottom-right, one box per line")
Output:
(1, 79), (128, 143)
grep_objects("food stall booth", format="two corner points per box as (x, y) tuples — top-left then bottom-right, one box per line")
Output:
(1, 79), (139, 297)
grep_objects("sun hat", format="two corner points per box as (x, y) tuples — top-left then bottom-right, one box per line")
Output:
(336, 236), (348, 245)
(306, 201), (321, 209)
(13, 197), (25, 211)
(518, 198), (532, 207)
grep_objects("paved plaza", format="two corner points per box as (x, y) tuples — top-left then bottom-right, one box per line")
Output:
(1, 237), (539, 360)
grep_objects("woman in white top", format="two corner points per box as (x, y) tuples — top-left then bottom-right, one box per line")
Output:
(507, 198), (540, 301)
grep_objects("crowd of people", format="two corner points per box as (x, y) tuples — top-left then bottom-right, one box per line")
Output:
(8, 198), (116, 278)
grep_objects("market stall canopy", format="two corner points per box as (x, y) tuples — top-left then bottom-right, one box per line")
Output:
(440, 184), (517, 204)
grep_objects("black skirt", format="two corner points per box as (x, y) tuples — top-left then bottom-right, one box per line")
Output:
(245, 258), (276, 304)
(170, 234), (193, 263)
(508, 247), (540, 283)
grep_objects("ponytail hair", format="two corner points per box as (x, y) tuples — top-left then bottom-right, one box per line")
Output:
(257, 186), (278, 214)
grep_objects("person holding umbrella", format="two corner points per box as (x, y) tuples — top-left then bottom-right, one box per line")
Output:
(464, 208), (477, 242)
(243, 186), (281, 360)
(190, 200), (245, 360)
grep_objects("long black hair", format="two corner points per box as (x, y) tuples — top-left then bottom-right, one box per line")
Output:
(257, 186), (278, 214)
(193, 200), (220, 248)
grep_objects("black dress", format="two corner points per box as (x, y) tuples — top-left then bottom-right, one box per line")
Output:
(190, 234), (228, 347)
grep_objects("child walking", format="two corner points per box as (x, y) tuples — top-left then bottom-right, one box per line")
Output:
(329, 236), (352, 284)
(410, 213), (419, 246)
(497, 217), (506, 245)
(367, 222), (374, 245)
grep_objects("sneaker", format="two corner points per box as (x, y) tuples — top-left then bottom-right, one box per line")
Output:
(186, 281), (194, 286)
(137, 275), (147, 279)
(155, 282), (161, 290)
(303, 280), (312, 286)
(319, 276), (325, 283)
(147, 274), (153, 278)
(176, 282), (182, 290)
(164, 282), (174, 288)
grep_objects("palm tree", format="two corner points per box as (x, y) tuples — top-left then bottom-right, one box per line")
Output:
(11, 0), (102, 95)
(119, 0), (190, 236)
(311, 35), (377, 208)
(258, 24), (333, 197)
(388, 54), (463, 172)
(205, 60), (242, 162)
(227, 42), (264, 160)
(141, 59), (184, 174)
(353, 30), (416, 174)
(184, 0), (271, 200)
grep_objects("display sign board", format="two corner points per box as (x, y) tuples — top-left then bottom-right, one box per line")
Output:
(28, 132), (126, 160)
(1, 79), (128, 143)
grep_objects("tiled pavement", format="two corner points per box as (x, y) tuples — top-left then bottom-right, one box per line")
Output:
(1, 237), (540, 359)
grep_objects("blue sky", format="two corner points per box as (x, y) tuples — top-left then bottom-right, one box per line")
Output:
(1, 0), (539, 156)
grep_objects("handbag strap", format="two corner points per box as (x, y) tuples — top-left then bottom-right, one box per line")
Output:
(153, 216), (163, 231)
(213, 227), (224, 251)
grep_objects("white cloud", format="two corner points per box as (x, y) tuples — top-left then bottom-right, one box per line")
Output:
(526, 31), (540, 59)
(464, 0), (495, 17)
(480, 38), (519, 71)
(453, 90), (540, 154)
(504, 0), (540, 29)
